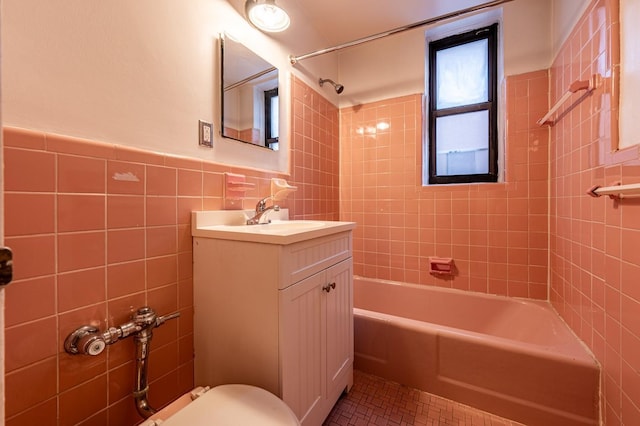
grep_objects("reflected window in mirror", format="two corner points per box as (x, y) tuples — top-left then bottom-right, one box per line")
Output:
(265, 88), (279, 150)
(220, 33), (280, 150)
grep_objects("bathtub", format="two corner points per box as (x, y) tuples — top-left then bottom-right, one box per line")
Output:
(353, 277), (600, 426)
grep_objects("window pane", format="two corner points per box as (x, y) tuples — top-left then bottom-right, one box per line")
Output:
(436, 39), (488, 109)
(435, 110), (488, 176)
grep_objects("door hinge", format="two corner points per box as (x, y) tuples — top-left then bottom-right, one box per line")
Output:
(0, 247), (13, 286)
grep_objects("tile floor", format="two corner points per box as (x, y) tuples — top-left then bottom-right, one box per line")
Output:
(323, 370), (525, 426)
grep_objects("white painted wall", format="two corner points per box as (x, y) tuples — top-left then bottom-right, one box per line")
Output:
(337, 1), (554, 107)
(1, 0), (335, 173)
(551, 0), (591, 60)
(3, 0), (600, 170)
(503, 0), (553, 75)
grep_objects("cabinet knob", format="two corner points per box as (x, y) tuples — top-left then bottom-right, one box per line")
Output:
(322, 282), (336, 293)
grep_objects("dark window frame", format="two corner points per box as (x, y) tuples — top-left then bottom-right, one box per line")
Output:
(264, 87), (279, 148)
(427, 23), (498, 185)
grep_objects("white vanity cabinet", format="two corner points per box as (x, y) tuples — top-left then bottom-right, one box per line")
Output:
(280, 257), (353, 425)
(192, 227), (354, 426)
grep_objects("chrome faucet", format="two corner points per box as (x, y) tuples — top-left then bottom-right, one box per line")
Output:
(246, 196), (280, 225)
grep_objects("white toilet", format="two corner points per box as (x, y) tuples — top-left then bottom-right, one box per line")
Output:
(139, 384), (300, 426)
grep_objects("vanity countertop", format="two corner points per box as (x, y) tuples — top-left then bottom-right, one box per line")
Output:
(191, 210), (355, 245)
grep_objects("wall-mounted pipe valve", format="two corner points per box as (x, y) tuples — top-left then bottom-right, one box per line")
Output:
(64, 307), (180, 356)
(64, 306), (181, 419)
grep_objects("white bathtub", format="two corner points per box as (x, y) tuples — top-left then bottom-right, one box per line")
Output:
(353, 277), (600, 426)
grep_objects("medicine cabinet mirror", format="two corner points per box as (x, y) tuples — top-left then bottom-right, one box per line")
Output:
(220, 33), (280, 150)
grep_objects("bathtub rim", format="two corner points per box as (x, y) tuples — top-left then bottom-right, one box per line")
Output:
(355, 275), (546, 305)
(353, 276), (599, 368)
(354, 307), (597, 369)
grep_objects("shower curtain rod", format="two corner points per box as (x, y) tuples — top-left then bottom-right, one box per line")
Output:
(289, 0), (514, 64)
(224, 66), (277, 92)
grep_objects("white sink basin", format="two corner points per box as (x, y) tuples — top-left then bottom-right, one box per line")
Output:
(249, 220), (325, 231)
(202, 220), (325, 235)
(191, 211), (355, 244)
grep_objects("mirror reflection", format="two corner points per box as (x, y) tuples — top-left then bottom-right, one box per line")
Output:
(221, 33), (280, 150)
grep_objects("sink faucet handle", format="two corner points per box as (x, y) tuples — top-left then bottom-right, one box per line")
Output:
(247, 197), (280, 225)
(256, 196), (272, 212)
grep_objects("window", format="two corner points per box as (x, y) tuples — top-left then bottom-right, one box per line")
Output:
(427, 24), (498, 184)
(264, 87), (279, 150)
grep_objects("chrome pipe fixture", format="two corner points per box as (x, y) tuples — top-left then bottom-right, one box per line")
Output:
(289, 0), (514, 64)
(64, 306), (180, 419)
(245, 0), (290, 33)
(319, 78), (344, 94)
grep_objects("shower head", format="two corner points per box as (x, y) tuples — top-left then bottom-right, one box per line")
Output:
(319, 78), (344, 94)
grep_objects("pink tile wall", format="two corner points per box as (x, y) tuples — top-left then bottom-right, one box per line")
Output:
(2, 122), (332, 424)
(3, 130), (193, 425)
(549, 0), (640, 424)
(288, 75), (340, 221)
(340, 73), (550, 299)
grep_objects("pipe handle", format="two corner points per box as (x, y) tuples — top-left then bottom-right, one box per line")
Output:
(156, 311), (180, 327)
(64, 325), (106, 356)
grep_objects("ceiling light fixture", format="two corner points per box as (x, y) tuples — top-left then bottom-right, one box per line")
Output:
(245, 0), (290, 33)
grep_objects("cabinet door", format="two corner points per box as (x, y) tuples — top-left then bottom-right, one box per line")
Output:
(325, 259), (353, 400)
(280, 271), (325, 424)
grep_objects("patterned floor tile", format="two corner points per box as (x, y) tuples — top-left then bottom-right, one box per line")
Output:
(323, 371), (525, 426)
